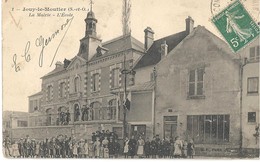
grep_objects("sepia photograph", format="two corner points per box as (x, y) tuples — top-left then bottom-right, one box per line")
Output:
(2, 0), (260, 159)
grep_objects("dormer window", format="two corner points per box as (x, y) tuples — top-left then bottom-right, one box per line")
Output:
(96, 47), (102, 57)
(80, 44), (86, 54)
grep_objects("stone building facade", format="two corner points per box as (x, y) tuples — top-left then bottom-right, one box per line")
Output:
(155, 26), (243, 156)
(239, 37), (259, 155)
(21, 8), (146, 140)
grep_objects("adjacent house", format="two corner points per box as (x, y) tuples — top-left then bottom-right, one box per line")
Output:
(155, 25), (243, 156)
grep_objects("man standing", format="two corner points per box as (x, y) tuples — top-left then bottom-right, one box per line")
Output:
(150, 137), (158, 158)
(144, 137), (151, 158)
(18, 138), (24, 158)
(114, 139), (121, 158)
(3, 136), (12, 157)
(128, 136), (137, 158)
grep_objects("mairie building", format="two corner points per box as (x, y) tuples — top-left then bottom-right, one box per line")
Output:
(10, 5), (259, 157)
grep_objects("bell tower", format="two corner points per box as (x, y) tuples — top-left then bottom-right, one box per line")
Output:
(85, 0), (97, 37)
(78, 0), (101, 61)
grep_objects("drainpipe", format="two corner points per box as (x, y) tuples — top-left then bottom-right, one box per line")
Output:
(239, 57), (247, 156)
(153, 67), (157, 137)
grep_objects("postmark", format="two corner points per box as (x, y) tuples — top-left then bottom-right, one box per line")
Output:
(212, 0), (259, 52)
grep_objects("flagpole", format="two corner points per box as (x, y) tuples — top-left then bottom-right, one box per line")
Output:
(121, 0), (135, 140)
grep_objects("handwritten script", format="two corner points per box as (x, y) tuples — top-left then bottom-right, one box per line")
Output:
(12, 16), (74, 72)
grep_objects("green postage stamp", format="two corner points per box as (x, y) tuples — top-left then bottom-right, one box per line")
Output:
(212, 0), (260, 52)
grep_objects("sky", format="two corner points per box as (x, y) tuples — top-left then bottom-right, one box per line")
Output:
(2, 0), (259, 112)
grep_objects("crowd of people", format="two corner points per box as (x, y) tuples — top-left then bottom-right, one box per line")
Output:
(123, 135), (195, 159)
(3, 131), (195, 159)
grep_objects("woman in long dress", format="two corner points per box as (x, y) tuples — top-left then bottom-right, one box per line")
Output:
(173, 136), (183, 158)
(137, 136), (145, 158)
(84, 140), (89, 158)
(123, 137), (129, 158)
(94, 138), (101, 158)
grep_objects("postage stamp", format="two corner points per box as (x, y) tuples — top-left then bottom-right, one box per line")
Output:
(212, 0), (260, 52)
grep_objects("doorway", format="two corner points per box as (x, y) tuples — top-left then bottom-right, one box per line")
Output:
(163, 116), (178, 139)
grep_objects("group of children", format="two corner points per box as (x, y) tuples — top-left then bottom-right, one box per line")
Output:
(3, 134), (195, 159)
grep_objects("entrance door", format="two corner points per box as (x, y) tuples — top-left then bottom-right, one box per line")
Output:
(130, 125), (146, 139)
(163, 116), (178, 139)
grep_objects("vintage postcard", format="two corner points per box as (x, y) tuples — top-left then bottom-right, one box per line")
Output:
(2, 0), (259, 159)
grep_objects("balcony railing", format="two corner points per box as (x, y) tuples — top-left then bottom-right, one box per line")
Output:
(24, 108), (118, 127)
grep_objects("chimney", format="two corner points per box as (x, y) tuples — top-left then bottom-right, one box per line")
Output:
(55, 61), (62, 69)
(161, 41), (168, 57)
(144, 27), (154, 50)
(185, 16), (194, 34)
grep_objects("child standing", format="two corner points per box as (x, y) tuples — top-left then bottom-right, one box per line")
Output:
(88, 141), (94, 158)
(187, 139), (195, 159)
(12, 141), (20, 158)
(103, 145), (109, 158)
(182, 140), (188, 158)
(99, 144), (104, 158)
(72, 141), (78, 158)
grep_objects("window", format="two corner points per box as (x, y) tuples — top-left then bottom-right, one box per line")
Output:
(74, 77), (80, 92)
(74, 104), (80, 122)
(90, 102), (102, 120)
(92, 73), (100, 92)
(249, 46), (260, 62)
(60, 82), (66, 97)
(47, 85), (53, 101)
(187, 115), (230, 143)
(188, 68), (204, 98)
(247, 77), (258, 93)
(248, 112), (256, 123)
(111, 68), (120, 88)
(6, 121), (10, 128)
(17, 120), (28, 127)
(46, 109), (52, 126)
(108, 99), (117, 120)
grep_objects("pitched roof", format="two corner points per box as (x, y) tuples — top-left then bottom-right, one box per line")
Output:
(41, 55), (86, 79)
(29, 91), (43, 97)
(134, 30), (189, 69)
(89, 34), (144, 61)
(129, 81), (154, 92)
(41, 65), (66, 79)
(157, 26), (239, 67)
